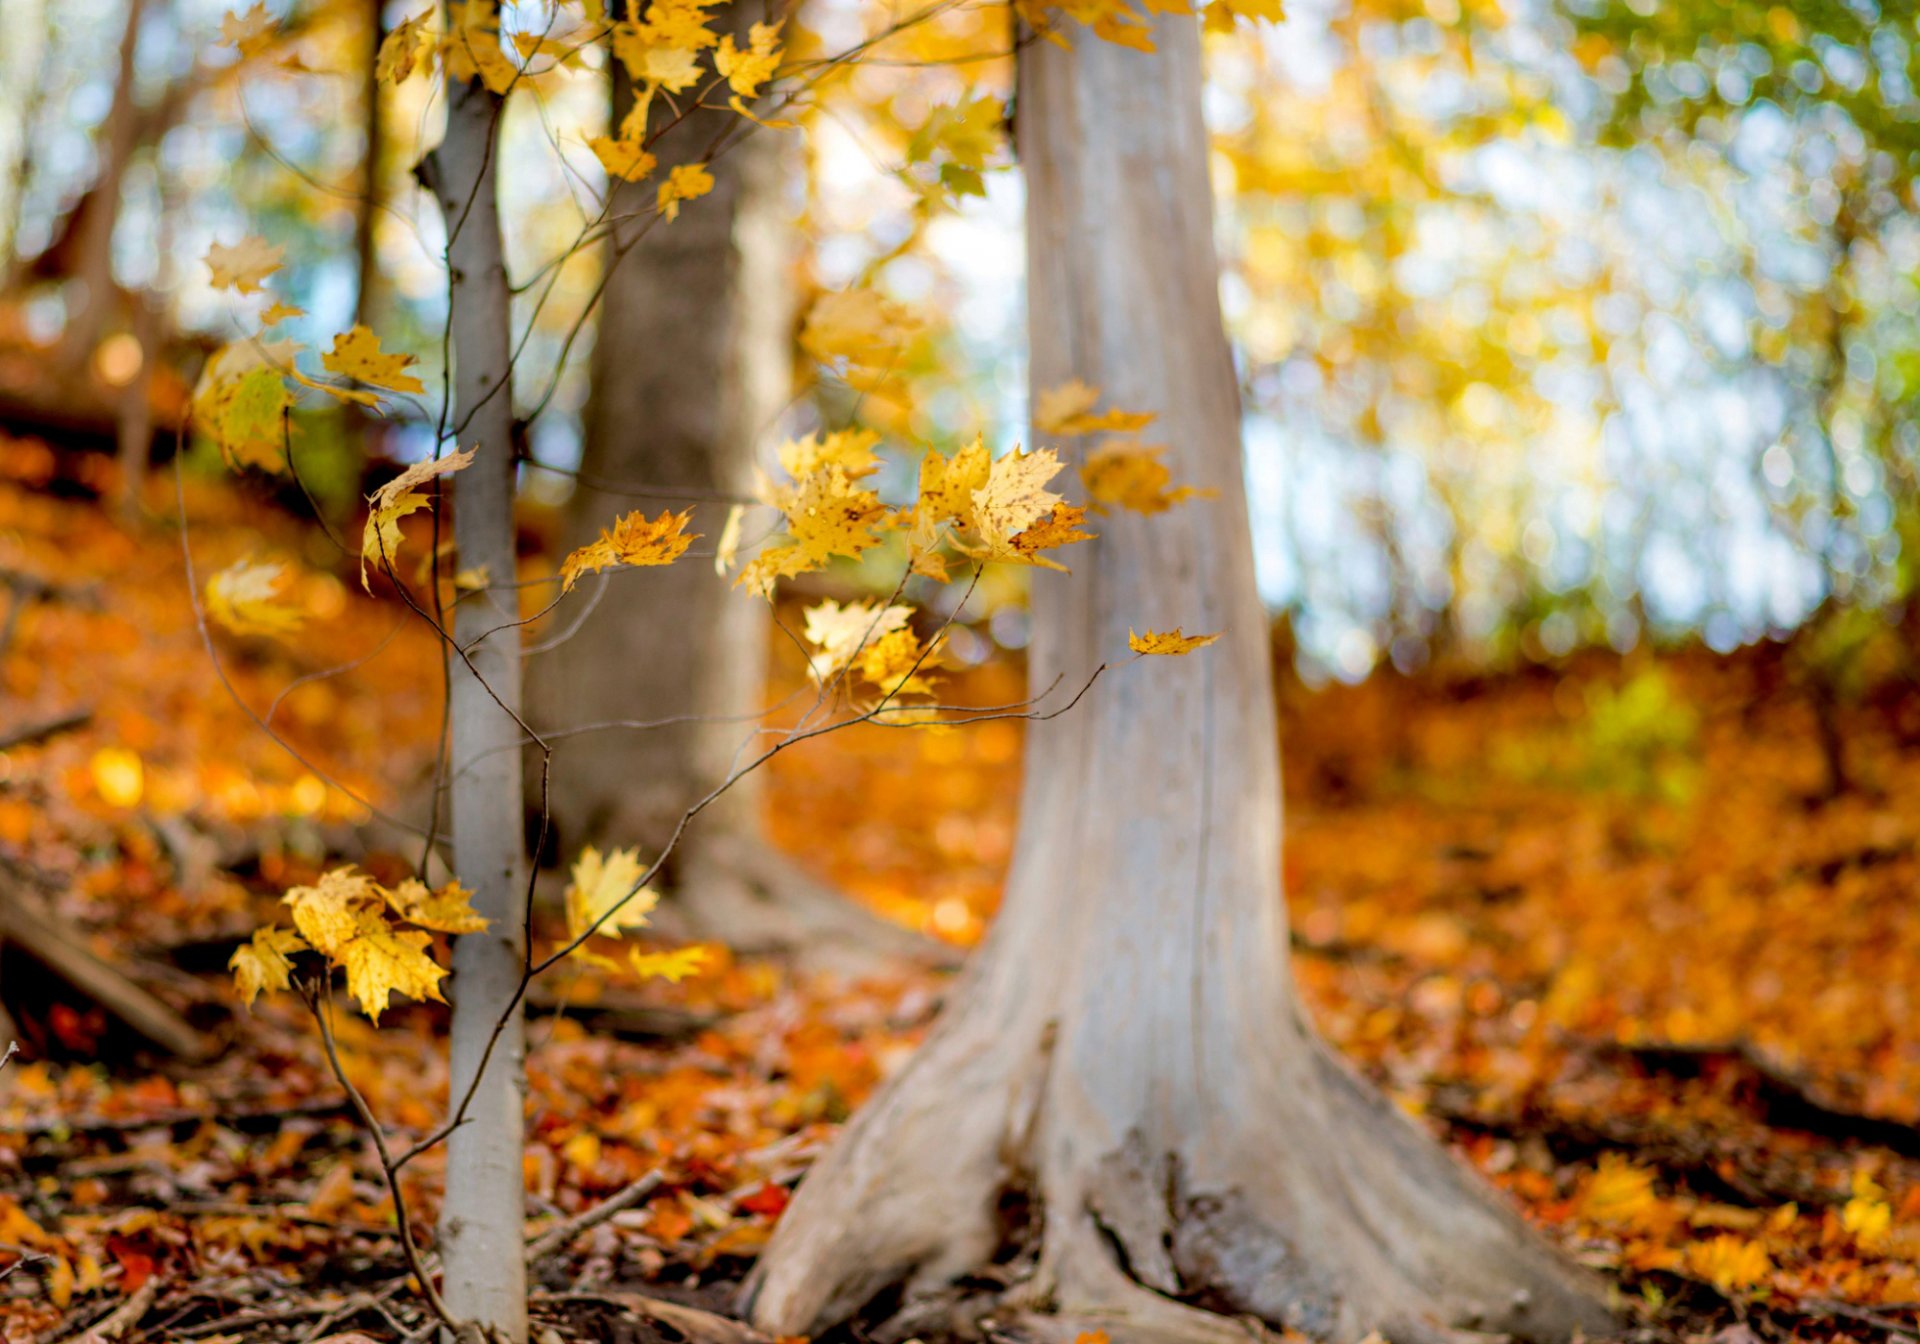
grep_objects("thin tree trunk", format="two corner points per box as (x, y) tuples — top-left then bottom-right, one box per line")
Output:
(744, 17), (1613, 1343)
(61, 0), (147, 371)
(431, 41), (529, 1344)
(526, 16), (934, 967)
(354, 0), (383, 329)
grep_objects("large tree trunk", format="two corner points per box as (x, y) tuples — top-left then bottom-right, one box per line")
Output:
(742, 18), (1615, 1344)
(432, 46), (530, 1344)
(526, 20), (932, 968)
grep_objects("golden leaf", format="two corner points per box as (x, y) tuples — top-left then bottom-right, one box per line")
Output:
(565, 846), (659, 946)
(800, 289), (917, 369)
(629, 945), (713, 982)
(385, 878), (489, 934)
(360, 447), (476, 589)
(229, 926), (308, 1007)
(1578, 1154), (1658, 1227)
(205, 236), (284, 295)
(376, 10), (435, 85)
(283, 867), (383, 957)
(589, 135), (658, 183)
(1080, 441), (1213, 515)
(715, 20), (782, 98)
(560, 508), (697, 591)
(260, 301), (305, 326)
(735, 469), (891, 598)
(1128, 627), (1220, 655)
(778, 428), (882, 481)
(970, 446), (1064, 552)
(1033, 379), (1156, 436)
(1683, 1234), (1770, 1293)
(658, 163), (714, 220)
(713, 502), (745, 575)
(206, 557), (305, 638)
(322, 324), (425, 395)
(219, 3), (278, 56)
(340, 925), (446, 1023)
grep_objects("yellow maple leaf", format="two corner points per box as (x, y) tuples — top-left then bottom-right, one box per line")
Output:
(1002, 502), (1096, 570)
(1128, 627), (1221, 655)
(565, 846), (659, 947)
(1033, 379), (1156, 436)
(969, 446), (1064, 553)
(800, 289), (917, 369)
(907, 96), (1004, 199)
(560, 507), (697, 591)
(206, 557), (305, 638)
(376, 10), (435, 85)
(360, 447), (476, 589)
(629, 945), (713, 982)
(385, 878), (489, 934)
(1684, 1234), (1770, 1293)
(907, 436), (990, 563)
(658, 163), (714, 220)
(322, 324), (425, 395)
(283, 867), (383, 957)
(715, 20), (782, 98)
(259, 301), (304, 326)
(340, 925), (446, 1023)
(857, 626), (941, 701)
(589, 135), (658, 182)
(191, 340), (298, 471)
(229, 926), (308, 1007)
(1080, 441), (1214, 515)
(735, 469), (892, 598)
(205, 236), (284, 294)
(1578, 1154), (1658, 1226)
(219, 3), (278, 57)
(801, 599), (914, 683)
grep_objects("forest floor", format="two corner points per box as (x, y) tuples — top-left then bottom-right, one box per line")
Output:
(3, 446), (1920, 1344)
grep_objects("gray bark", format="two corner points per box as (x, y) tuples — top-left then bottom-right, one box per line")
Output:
(743, 17), (1616, 1343)
(526, 25), (937, 969)
(433, 49), (529, 1344)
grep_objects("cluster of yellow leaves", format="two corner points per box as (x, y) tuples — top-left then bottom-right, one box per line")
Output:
(229, 866), (487, 1022)
(559, 508), (698, 590)
(905, 95), (1005, 200)
(1080, 441), (1215, 515)
(194, 241), (429, 467)
(802, 600), (940, 703)
(205, 558), (305, 639)
(1844, 1171), (1894, 1249)
(360, 448), (477, 589)
(562, 846), (710, 980)
(657, 163), (715, 220)
(800, 289), (921, 386)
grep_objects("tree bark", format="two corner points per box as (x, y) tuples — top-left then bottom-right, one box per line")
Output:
(431, 46), (529, 1344)
(525, 21), (934, 968)
(59, 0), (147, 371)
(743, 17), (1615, 1344)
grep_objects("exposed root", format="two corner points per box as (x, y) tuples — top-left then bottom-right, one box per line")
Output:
(664, 831), (959, 973)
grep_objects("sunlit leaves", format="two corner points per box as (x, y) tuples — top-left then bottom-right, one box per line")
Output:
(559, 508), (697, 590)
(1684, 1234), (1770, 1294)
(206, 558), (305, 638)
(657, 163), (715, 220)
(629, 945), (713, 982)
(245, 866), (479, 1020)
(800, 289), (919, 373)
(956, 446), (1094, 571)
(1845, 1172), (1893, 1249)
(229, 926), (306, 1007)
(204, 236), (284, 294)
(906, 95), (1005, 199)
(563, 846), (661, 969)
(736, 462), (891, 599)
(802, 600), (912, 682)
(192, 342), (296, 471)
(444, 0), (519, 93)
(321, 325), (425, 396)
(360, 448), (476, 589)
(1128, 627), (1219, 655)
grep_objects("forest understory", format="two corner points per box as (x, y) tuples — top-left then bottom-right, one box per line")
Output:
(4, 443), (1920, 1344)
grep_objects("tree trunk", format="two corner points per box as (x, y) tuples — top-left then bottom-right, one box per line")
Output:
(742, 18), (1615, 1344)
(526, 21), (933, 968)
(354, 0), (383, 329)
(432, 47), (529, 1344)
(60, 0), (147, 371)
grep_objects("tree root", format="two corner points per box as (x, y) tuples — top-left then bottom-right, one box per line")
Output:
(664, 832), (960, 974)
